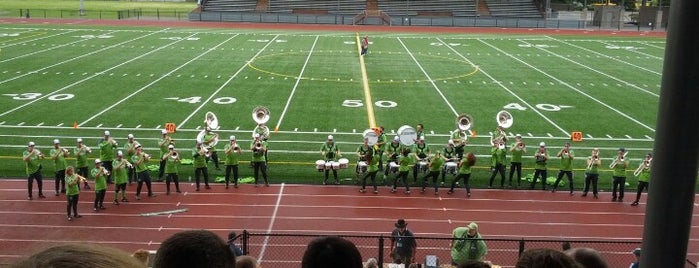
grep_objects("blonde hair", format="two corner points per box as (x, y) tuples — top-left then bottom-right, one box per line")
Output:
(12, 244), (146, 268)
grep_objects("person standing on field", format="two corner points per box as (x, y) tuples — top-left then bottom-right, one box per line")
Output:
(361, 35), (369, 56)
(91, 159), (108, 211)
(74, 138), (91, 190)
(50, 139), (69, 196)
(99, 131), (117, 184)
(23, 141), (45, 200)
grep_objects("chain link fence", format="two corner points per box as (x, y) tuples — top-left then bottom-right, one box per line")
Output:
(237, 232), (644, 268)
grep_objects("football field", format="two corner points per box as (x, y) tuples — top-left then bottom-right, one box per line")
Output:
(0, 23), (665, 186)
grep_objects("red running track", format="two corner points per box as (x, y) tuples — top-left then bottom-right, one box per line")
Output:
(0, 179), (697, 267)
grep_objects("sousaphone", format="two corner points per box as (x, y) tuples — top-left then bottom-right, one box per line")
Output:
(252, 106), (270, 139)
(197, 111), (219, 148)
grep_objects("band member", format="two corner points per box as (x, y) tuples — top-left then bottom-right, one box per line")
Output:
(632, 152), (652, 206)
(415, 123), (425, 141)
(488, 140), (507, 188)
(23, 141), (45, 200)
(449, 152), (477, 197)
(64, 166), (86, 221)
(360, 35), (369, 56)
(492, 126), (508, 145)
(112, 151), (130, 204)
(158, 129), (173, 182)
(411, 136), (431, 183)
(91, 159), (108, 211)
(124, 134), (138, 184)
(359, 148), (380, 194)
(451, 129), (468, 160)
(133, 144), (155, 200)
(203, 128), (220, 170)
(163, 144), (181, 194)
(611, 148), (628, 202)
(375, 126), (387, 171)
(441, 140), (458, 184)
(74, 138), (91, 189)
(254, 123), (270, 164)
(530, 142), (549, 190)
(320, 135), (341, 185)
(356, 137), (372, 175)
(552, 142), (575, 195)
(508, 134), (526, 188)
(99, 131), (117, 184)
(582, 148), (601, 198)
(383, 136), (403, 181)
(224, 136), (242, 189)
(50, 139), (69, 196)
(391, 149), (412, 194)
(193, 141), (211, 191)
(251, 133), (269, 187)
(422, 152), (444, 195)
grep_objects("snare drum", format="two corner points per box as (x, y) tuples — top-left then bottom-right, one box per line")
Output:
(325, 161), (333, 170)
(445, 162), (458, 174)
(357, 161), (368, 173)
(389, 162), (400, 173)
(338, 158), (349, 169)
(315, 160), (326, 172)
(418, 160), (429, 172)
(331, 161), (340, 170)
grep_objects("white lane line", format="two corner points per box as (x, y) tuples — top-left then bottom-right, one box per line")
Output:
(179, 35), (281, 128)
(479, 39), (656, 132)
(397, 37), (459, 117)
(274, 35), (319, 132)
(79, 33), (239, 126)
(438, 37), (569, 136)
(257, 182), (285, 264)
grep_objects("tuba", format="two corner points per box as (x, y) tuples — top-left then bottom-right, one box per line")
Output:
(252, 106), (271, 140)
(496, 110), (514, 129)
(456, 114), (473, 131)
(197, 112), (219, 149)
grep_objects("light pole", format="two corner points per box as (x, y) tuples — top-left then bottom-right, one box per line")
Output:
(79, 0), (85, 16)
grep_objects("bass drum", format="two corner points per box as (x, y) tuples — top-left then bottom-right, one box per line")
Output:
(397, 125), (417, 146)
(362, 129), (379, 146)
(357, 161), (368, 174)
(444, 161), (458, 175)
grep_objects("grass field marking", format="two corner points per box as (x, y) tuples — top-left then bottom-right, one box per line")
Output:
(179, 35), (280, 128)
(639, 41), (666, 50)
(396, 37), (459, 117)
(356, 33), (376, 128)
(596, 40), (664, 61)
(478, 39), (656, 133)
(0, 28), (173, 119)
(518, 39), (660, 98)
(549, 37), (663, 80)
(437, 37), (570, 136)
(0, 30), (59, 48)
(545, 36), (663, 77)
(273, 35), (320, 133)
(80, 32), (236, 127)
(0, 30), (120, 64)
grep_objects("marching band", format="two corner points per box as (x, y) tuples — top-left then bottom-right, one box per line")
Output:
(21, 109), (655, 221)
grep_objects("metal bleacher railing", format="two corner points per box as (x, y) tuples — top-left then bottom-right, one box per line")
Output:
(236, 231), (643, 268)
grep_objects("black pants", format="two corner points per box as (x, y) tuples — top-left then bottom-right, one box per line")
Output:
(612, 176), (626, 200)
(392, 171), (410, 191)
(422, 170), (441, 192)
(553, 170), (574, 193)
(225, 164), (239, 187)
(361, 171), (378, 191)
(136, 171), (153, 197)
(583, 173), (599, 196)
(509, 162), (522, 186)
(54, 169), (66, 193)
(94, 189), (106, 209)
(489, 163), (506, 187)
(158, 159), (166, 180)
(635, 181), (649, 202)
(195, 167), (209, 189)
(451, 173), (472, 193)
(27, 168), (43, 198)
(531, 169), (547, 190)
(77, 166), (90, 188)
(66, 194), (79, 217)
(455, 145), (465, 160)
(166, 173), (180, 192)
(115, 183), (127, 200)
(102, 160), (114, 183)
(324, 169), (338, 184)
(361, 46), (367, 55)
(207, 151), (220, 169)
(253, 162), (268, 185)
(128, 165), (135, 184)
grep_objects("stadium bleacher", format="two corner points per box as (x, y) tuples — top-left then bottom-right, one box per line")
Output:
(267, 0), (367, 15)
(202, 0), (259, 13)
(483, 0), (542, 18)
(377, 0), (477, 17)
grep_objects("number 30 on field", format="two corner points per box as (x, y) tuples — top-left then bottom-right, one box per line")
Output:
(343, 100), (397, 108)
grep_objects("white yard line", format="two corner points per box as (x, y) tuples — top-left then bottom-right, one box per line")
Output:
(273, 35), (319, 132)
(257, 183), (285, 264)
(0, 30), (120, 64)
(0, 28), (71, 49)
(545, 36), (663, 77)
(396, 37), (459, 117)
(0, 28), (172, 118)
(597, 40), (664, 60)
(79, 33), (240, 126)
(478, 39), (656, 132)
(179, 35), (280, 128)
(437, 37), (570, 136)
(519, 38), (660, 98)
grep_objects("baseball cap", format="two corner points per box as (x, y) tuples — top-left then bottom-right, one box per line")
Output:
(117, 150), (123, 156)
(393, 136), (399, 141)
(128, 134), (134, 139)
(104, 130), (110, 136)
(94, 159), (102, 164)
(161, 129), (168, 135)
(28, 141), (35, 147)
(619, 147), (626, 152)
(53, 139), (60, 144)
(516, 134), (522, 138)
(253, 133), (260, 138)
(168, 144), (174, 149)
(230, 135), (236, 141)
(135, 144), (142, 149)
(328, 135), (333, 140)
(539, 142), (546, 147)
(77, 138), (83, 143)
(632, 248), (641, 256)
(419, 136), (425, 141)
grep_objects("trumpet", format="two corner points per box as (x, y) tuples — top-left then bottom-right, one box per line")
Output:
(101, 166), (110, 176)
(123, 159), (133, 169)
(199, 147), (211, 158)
(81, 145), (92, 154)
(633, 158), (652, 177)
(76, 174), (88, 184)
(33, 149), (43, 158)
(108, 137), (118, 146)
(609, 152), (628, 168)
(61, 147), (70, 155)
(166, 136), (175, 145)
(170, 151), (179, 160)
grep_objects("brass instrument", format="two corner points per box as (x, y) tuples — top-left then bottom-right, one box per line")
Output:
(492, 110), (513, 145)
(199, 147), (211, 158)
(609, 152), (628, 168)
(170, 151), (179, 160)
(101, 166), (110, 176)
(633, 158), (652, 177)
(108, 137), (118, 146)
(204, 111), (219, 130)
(124, 159), (133, 169)
(33, 149), (43, 158)
(456, 114), (473, 131)
(252, 106), (271, 140)
(82, 145), (92, 154)
(586, 155), (599, 170)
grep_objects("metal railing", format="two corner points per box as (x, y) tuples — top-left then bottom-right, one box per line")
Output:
(13, 8), (191, 20)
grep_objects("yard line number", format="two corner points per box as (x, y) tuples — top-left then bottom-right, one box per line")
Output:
(504, 103), (572, 112)
(4, 93), (74, 101)
(343, 100), (397, 108)
(165, 96), (237, 104)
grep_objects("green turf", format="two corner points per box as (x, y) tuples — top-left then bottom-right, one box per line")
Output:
(0, 23), (682, 192)
(0, 0), (196, 19)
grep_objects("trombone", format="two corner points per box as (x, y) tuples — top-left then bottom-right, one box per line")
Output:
(609, 152), (628, 168)
(586, 154), (599, 170)
(633, 158), (652, 177)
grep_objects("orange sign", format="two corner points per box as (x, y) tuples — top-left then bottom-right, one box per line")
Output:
(571, 131), (583, 142)
(165, 123), (177, 134)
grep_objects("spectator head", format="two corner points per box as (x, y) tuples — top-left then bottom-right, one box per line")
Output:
(395, 219), (408, 230)
(632, 248), (641, 259)
(153, 229), (235, 268)
(12, 244), (146, 268)
(516, 248), (582, 268)
(457, 260), (492, 268)
(564, 247), (609, 268)
(228, 231), (237, 241)
(364, 257), (378, 268)
(301, 236), (362, 268)
(234, 255), (258, 268)
(467, 222), (479, 236)
(132, 249), (150, 265)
